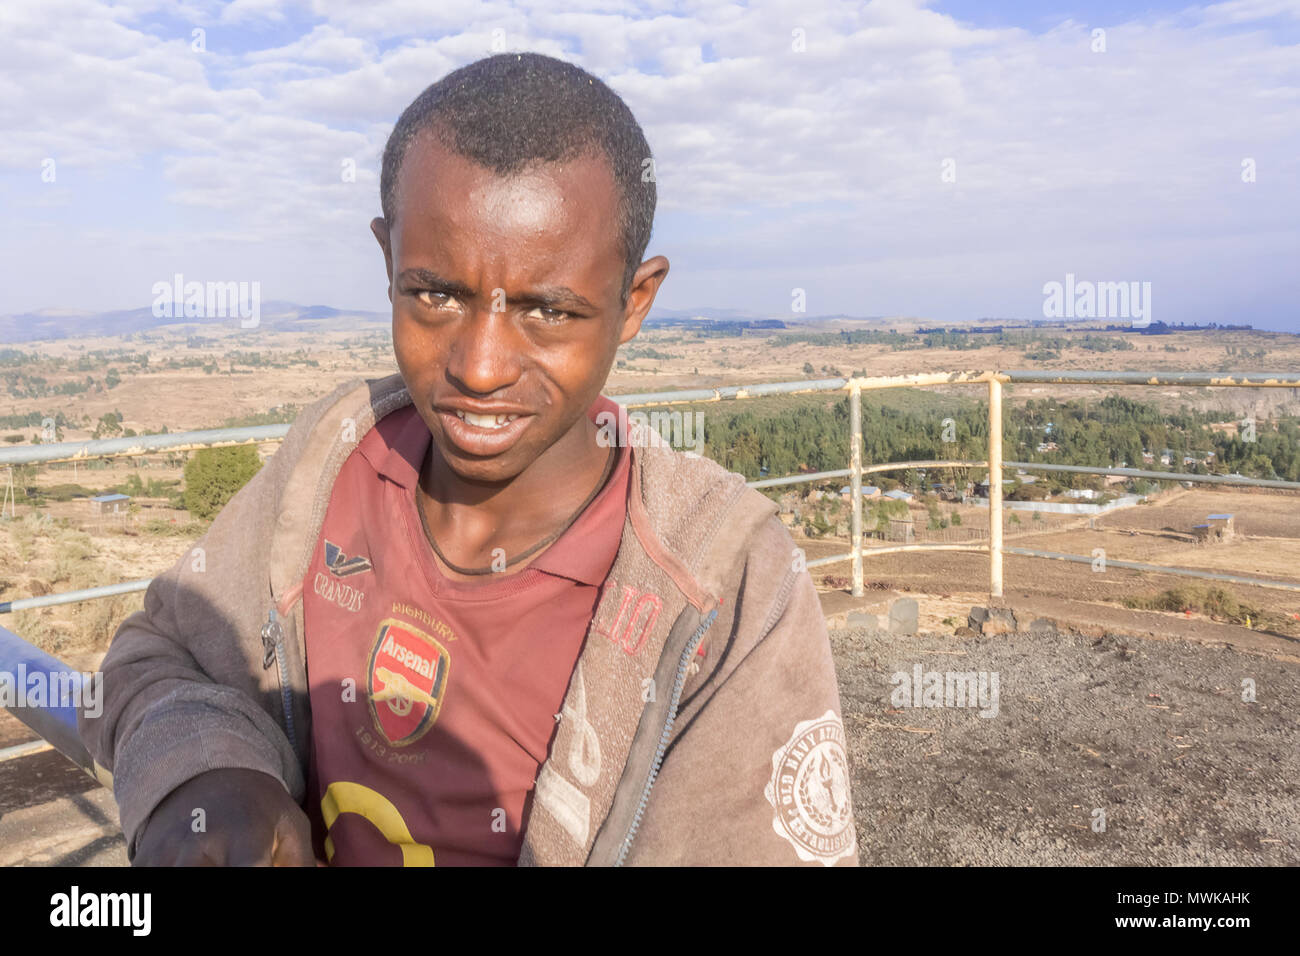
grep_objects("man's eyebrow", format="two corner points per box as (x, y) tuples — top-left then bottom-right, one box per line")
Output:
(399, 269), (597, 313)
(397, 268), (475, 297)
(511, 285), (597, 313)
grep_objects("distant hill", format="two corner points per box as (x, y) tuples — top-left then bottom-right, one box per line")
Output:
(646, 307), (888, 325)
(0, 303), (899, 344)
(0, 302), (390, 343)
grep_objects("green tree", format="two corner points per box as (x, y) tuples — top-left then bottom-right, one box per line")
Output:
(93, 412), (122, 439)
(182, 445), (263, 519)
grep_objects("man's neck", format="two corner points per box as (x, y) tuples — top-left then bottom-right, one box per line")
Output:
(417, 414), (614, 578)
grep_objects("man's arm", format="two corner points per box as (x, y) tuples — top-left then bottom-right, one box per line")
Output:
(78, 422), (311, 862)
(622, 516), (859, 866)
(82, 551), (307, 861)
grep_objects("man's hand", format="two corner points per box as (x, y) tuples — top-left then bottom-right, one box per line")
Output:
(133, 768), (318, 866)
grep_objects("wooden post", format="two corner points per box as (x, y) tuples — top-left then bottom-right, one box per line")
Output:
(988, 378), (1004, 599)
(850, 383), (863, 598)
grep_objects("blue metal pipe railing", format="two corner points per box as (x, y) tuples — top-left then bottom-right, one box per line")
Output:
(0, 624), (96, 775)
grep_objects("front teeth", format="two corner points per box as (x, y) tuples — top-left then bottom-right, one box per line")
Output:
(455, 410), (520, 429)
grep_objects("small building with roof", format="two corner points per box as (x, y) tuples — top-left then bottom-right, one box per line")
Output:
(89, 493), (131, 515)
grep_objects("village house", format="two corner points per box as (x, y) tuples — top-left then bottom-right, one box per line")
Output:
(89, 493), (130, 515)
(840, 485), (882, 500)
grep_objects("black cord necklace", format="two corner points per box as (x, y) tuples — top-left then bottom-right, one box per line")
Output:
(417, 445), (617, 576)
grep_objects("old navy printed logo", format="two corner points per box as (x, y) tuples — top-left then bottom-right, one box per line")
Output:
(324, 540), (372, 577)
(764, 710), (856, 866)
(367, 618), (450, 746)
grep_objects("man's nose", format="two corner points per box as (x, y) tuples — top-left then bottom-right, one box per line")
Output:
(446, 305), (522, 395)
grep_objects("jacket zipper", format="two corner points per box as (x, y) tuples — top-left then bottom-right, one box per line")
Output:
(614, 605), (718, 866)
(261, 607), (299, 762)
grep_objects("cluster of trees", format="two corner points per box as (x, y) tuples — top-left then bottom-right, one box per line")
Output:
(182, 446), (263, 519)
(0, 349), (149, 397)
(3, 370), (52, 398)
(0, 410), (67, 429)
(1013, 395), (1299, 481)
(1223, 345), (1269, 361)
(662, 396), (990, 484)
(67, 349), (146, 371)
(92, 411), (130, 439)
(224, 350), (320, 369)
(0, 344), (330, 396)
(3, 370), (128, 398)
(1212, 422), (1300, 480)
(0, 349), (35, 366)
(118, 472), (177, 500)
(772, 329), (913, 349)
(770, 329), (1140, 354)
(620, 346), (679, 361)
(644, 392), (1299, 489)
(222, 406), (300, 427)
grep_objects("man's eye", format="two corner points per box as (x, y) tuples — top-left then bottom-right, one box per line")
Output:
(526, 306), (568, 324)
(417, 290), (459, 309)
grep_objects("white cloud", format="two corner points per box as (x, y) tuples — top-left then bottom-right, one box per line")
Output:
(0, 0), (1296, 327)
(1200, 0), (1300, 25)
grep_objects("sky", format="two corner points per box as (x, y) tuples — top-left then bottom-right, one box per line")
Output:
(1, 0), (1298, 332)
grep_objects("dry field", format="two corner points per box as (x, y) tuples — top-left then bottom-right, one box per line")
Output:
(8, 321), (1300, 442)
(1, 321), (1298, 867)
(1095, 488), (1300, 539)
(803, 487), (1300, 642)
(3, 320), (1299, 658)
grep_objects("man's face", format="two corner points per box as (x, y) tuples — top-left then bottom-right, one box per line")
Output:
(373, 132), (665, 485)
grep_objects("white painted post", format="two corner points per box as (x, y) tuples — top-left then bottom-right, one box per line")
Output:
(850, 383), (863, 597)
(988, 378), (1004, 598)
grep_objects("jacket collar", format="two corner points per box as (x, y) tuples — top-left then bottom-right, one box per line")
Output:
(267, 374), (777, 617)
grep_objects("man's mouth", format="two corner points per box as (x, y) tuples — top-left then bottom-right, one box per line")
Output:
(436, 406), (534, 457)
(454, 410), (520, 430)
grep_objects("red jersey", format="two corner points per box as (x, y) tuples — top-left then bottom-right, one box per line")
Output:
(303, 402), (631, 865)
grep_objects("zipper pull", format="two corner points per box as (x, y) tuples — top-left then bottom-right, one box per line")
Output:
(261, 608), (282, 670)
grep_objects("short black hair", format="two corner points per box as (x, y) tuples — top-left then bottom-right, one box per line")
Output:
(380, 52), (656, 303)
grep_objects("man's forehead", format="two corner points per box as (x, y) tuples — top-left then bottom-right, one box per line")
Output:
(389, 134), (624, 293)
(393, 133), (617, 231)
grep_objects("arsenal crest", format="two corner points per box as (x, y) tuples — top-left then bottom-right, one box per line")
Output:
(366, 618), (450, 746)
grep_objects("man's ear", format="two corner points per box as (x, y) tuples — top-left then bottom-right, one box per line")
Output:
(371, 217), (394, 303)
(618, 255), (669, 345)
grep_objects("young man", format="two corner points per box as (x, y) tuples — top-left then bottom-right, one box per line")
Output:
(80, 52), (857, 866)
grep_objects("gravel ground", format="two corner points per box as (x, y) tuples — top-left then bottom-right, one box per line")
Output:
(832, 625), (1299, 865)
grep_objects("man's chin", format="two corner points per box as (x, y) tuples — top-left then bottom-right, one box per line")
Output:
(429, 438), (528, 486)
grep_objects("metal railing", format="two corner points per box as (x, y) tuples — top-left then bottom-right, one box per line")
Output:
(4, 369), (1300, 773)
